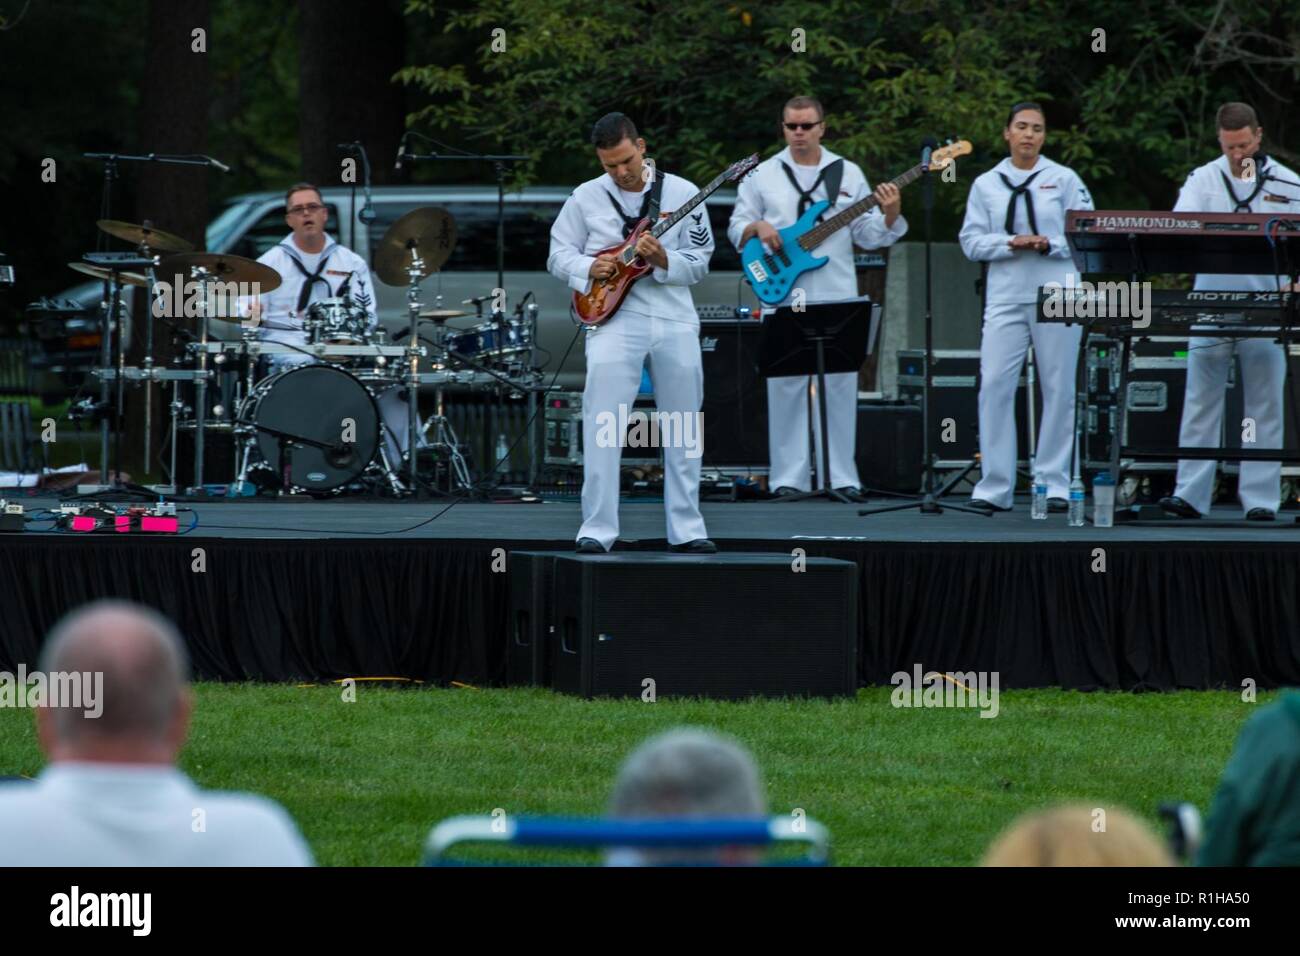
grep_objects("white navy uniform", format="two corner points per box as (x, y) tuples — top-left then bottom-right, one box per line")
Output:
(245, 233), (412, 466)
(548, 171), (714, 549)
(728, 146), (908, 491)
(959, 155), (1094, 507)
(1169, 154), (1300, 515)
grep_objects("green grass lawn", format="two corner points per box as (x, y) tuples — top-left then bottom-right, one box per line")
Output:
(0, 684), (1266, 866)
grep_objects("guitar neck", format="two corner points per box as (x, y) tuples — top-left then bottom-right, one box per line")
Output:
(649, 168), (730, 239)
(798, 162), (926, 250)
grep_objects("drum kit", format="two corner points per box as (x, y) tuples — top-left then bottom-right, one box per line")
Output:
(79, 207), (544, 498)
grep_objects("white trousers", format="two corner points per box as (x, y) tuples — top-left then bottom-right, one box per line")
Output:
(973, 301), (1081, 507)
(579, 316), (708, 548)
(766, 372), (861, 490)
(1172, 336), (1284, 514)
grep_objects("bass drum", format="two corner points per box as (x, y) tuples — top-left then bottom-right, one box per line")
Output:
(241, 364), (380, 492)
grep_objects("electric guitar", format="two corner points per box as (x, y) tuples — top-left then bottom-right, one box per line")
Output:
(741, 139), (971, 304)
(573, 154), (759, 326)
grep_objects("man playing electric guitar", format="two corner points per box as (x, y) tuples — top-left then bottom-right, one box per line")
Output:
(547, 112), (717, 554)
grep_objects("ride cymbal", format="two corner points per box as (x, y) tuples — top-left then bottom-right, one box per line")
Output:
(96, 219), (194, 253)
(374, 207), (456, 286)
(162, 252), (282, 293)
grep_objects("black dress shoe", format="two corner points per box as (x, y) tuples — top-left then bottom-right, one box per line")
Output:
(1047, 496), (1068, 513)
(834, 486), (868, 503)
(1246, 507), (1276, 521)
(1158, 495), (1202, 519)
(967, 498), (1010, 515)
(669, 538), (718, 554)
(575, 537), (606, 554)
(773, 486), (802, 498)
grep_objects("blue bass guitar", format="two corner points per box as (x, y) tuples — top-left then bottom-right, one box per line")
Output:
(741, 140), (970, 304)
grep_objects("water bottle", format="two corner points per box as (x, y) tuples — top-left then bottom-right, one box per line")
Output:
(1031, 473), (1048, 520)
(1068, 475), (1086, 527)
(495, 433), (510, 475)
(1093, 471), (1116, 528)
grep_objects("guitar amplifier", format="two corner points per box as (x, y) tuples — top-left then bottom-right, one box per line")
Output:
(699, 317), (769, 467)
(896, 350), (1033, 467)
(550, 553), (857, 700)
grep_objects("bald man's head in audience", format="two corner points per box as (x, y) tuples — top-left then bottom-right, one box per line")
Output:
(36, 601), (192, 765)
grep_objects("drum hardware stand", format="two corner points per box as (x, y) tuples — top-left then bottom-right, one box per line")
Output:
(188, 266), (215, 495)
(402, 248), (475, 497)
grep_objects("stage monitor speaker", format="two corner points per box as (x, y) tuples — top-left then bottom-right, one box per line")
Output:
(699, 318), (768, 467)
(857, 400), (923, 492)
(550, 553), (857, 699)
(508, 551), (555, 686)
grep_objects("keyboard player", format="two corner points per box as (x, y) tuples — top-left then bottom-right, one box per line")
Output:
(1159, 102), (1300, 521)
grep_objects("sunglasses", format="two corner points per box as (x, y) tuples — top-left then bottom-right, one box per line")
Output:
(783, 122), (822, 131)
(287, 203), (326, 216)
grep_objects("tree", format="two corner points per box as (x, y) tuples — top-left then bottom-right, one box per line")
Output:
(298, 0), (408, 188)
(131, 0), (211, 482)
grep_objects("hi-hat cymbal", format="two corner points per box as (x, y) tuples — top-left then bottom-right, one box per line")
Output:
(374, 207), (456, 286)
(68, 261), (150, 288)
(163, 252), (282, 293)
(97, 219), (194, 253)
(418, 308), (471, 320)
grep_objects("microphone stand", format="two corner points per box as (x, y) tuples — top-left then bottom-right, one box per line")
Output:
(81, 151), (223, 494)
(862, 140), (987, 518)
(401, 140), (534, 494)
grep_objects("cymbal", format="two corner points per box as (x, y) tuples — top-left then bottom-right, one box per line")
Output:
(162, 252), (282, 293)
(374, 207), (456, 286)
(97, 219), (194, 253)
(68, 261), (150, 288)
(418, 308), (471, 320)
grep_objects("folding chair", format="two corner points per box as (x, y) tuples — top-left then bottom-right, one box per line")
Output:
(423, 815), (830, 866)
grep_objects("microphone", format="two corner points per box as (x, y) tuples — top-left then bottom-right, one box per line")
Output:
(206, 156), (231, 173)
(394, 133), (410, 171)
(462, 295), (489, 305)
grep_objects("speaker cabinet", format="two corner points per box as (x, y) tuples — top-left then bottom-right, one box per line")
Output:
(507, 551), (556, 686)
(549, 553), (857, 700)
(699, 319), (769, 467)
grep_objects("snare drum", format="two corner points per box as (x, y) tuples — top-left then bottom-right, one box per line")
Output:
(305, 297), (370, 346)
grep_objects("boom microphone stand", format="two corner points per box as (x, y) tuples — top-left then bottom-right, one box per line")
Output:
(861, 138), (987, 518)
(398, 134), (533, 492)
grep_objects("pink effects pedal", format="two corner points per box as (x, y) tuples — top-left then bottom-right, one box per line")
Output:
(140, 515), (180, 533)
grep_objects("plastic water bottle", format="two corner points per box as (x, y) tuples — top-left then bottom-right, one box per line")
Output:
(1093, 471), (1115, 528)
(495, 433), (510, 475)
(1068, 476), (1086, 527)
(1031, 473), (1048, 520)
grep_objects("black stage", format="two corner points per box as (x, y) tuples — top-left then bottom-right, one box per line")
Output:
(3, 496), (1299, 691)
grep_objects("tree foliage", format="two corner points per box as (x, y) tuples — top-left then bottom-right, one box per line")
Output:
(399, 0), (1300, 226)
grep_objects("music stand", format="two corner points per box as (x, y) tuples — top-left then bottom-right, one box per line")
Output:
(757, 299), (869, 503)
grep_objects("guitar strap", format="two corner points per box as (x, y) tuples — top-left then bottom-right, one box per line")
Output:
(606, 173), (665, 239)
(780, 158), (844, 222)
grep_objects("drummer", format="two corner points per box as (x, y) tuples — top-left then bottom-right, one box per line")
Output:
(243, 182), (412, 465)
